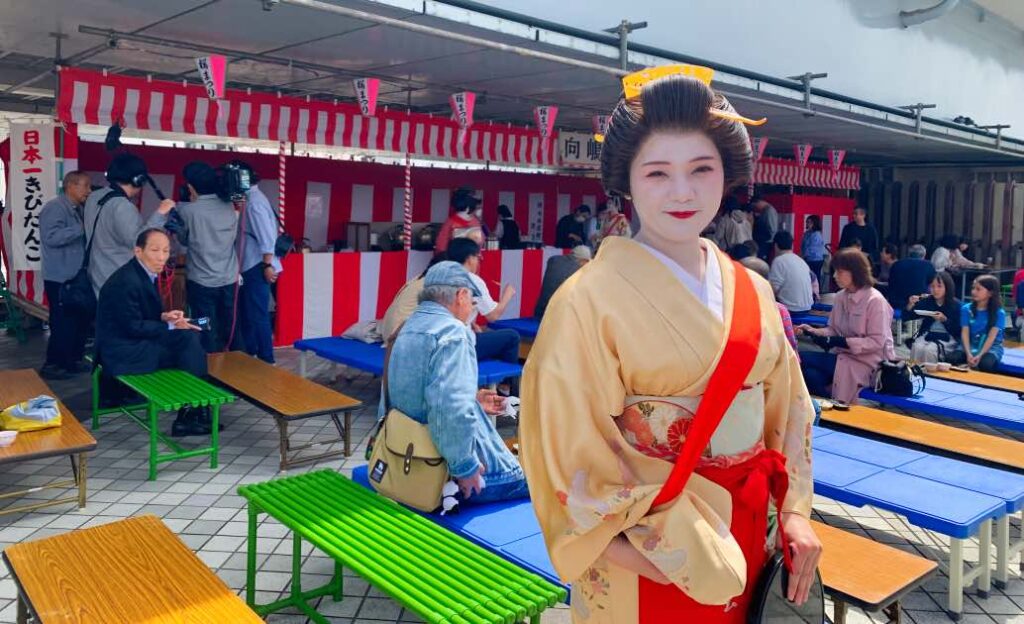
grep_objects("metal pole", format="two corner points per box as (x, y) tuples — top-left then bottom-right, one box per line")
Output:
(899, 103), (937, 134)
(786, 72), (828, 111)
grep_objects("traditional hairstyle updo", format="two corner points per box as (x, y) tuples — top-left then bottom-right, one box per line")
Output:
(600, 75), (754, 198)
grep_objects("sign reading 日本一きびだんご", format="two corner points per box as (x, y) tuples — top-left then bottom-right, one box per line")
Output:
(9, 122), (57, 271)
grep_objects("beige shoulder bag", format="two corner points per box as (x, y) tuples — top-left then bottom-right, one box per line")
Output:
(366, 325), (450, 512)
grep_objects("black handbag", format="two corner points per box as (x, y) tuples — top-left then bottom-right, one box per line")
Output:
(270, 210), (294, 257)
(747, 552), (826, 624)
(874, 360), (926, 397)
(60, 190), (122, 312)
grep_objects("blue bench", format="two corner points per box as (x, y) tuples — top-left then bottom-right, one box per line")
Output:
(998, 349), (1024, 376)
(488, 318), (541, 340)
(813, 426), (1016, 617)
(861, 377), (1024, 434)
(294, 337), (523, 386)
(812, 302), (833, 312)
(791, 311), (829, 328)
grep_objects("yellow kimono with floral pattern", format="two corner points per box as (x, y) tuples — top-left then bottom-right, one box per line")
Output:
(519, 237), (814, 623)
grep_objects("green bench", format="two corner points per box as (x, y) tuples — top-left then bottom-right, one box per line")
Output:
(90, 364), (236, 480)
(239, 470), (566, 624)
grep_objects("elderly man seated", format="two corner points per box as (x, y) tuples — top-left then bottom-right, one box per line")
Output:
(385, 261), (528, 503)
(95, 228), (211, 437)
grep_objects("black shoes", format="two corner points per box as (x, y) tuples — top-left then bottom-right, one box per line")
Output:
(170, 406), (225, 437)
(196, 406), (225, 433)
(171, 406), (210, 437)
(40, 364), (71, 380)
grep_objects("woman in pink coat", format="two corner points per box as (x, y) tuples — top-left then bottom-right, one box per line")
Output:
(797, 248), (895, 404)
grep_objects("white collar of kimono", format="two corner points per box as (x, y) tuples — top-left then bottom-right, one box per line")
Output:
(637, 238), (724, 322)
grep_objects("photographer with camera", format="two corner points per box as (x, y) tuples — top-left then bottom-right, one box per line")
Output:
(231, 160), (282, 364)
(85, 153), (174, 294)
(174, 162), (244, 354)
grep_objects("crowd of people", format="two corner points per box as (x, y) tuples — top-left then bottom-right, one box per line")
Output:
(37, 153), (283, 436)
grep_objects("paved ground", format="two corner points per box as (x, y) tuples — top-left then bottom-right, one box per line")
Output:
(1, 325), (1023, 623)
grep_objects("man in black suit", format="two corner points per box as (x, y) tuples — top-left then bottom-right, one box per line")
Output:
(95, 228), (210, 437)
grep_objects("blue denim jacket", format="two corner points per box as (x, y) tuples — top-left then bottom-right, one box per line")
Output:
(385, 301), (523, 484)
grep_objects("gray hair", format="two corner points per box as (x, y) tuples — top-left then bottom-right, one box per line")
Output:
(419, 284), (461, 307)
(909, 244), (926, 259)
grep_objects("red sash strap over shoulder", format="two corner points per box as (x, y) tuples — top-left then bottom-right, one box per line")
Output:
(650, 262), (762, 509)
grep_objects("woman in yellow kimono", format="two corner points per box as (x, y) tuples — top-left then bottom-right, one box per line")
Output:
(520, 65), (820, 623)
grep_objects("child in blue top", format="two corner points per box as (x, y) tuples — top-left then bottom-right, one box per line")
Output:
(960, 274), (1006, 372)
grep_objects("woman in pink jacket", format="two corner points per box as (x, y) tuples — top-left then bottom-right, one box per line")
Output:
(797, 248), (895, 404)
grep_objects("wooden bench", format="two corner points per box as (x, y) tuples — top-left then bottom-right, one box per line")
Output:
(238, 470), (566, 623)
(208, 352), (362, 470)
(926, 368), (1024, 396)
(0, 369), (96, 517)
(821, 404), (1024, 474)
(91, 366), (236, 480)
(822, 404), (1024, 589)
(814, 520), (937, 624)
(2, 515), (262, 624)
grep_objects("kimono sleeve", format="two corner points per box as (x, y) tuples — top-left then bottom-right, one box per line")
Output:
(520, 293), (654, 582)
(762, 326), (814, 517)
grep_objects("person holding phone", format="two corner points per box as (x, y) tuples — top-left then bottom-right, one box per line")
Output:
(95, 228), (211, 437)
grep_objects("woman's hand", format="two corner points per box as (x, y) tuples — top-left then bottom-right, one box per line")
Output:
(908, 295), (921, 307)
(780, 512), (823, 605)
(603, 535), (671, 585)
(967, 354), (980, 368)
(797, 324), (823, 337)
(934, 312), (947, 323)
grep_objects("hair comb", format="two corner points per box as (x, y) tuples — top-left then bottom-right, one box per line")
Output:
(620, 64), (766, 126)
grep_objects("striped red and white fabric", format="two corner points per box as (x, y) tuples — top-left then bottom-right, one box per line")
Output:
(755, 157), (859, 190)
(274, 248), (563, 346)
(57, 67), (559, 167)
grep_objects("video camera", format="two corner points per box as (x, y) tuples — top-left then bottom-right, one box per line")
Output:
(217, 162), (253, 202)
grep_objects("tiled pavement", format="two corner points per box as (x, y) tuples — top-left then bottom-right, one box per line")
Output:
(1, 327), (1024, 623)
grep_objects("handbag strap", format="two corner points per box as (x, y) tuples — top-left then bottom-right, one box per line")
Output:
(381, 321), (407, 413)
(82, 189), (123, 270)
(650, 262), (763, 508)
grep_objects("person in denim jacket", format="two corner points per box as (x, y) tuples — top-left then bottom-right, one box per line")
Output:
(386, 261), (529, 504)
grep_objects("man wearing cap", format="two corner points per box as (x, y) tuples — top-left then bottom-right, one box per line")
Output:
(434, 186), (482, 255)
(384, 261), (529, 504)
(534, 245), (592, 320)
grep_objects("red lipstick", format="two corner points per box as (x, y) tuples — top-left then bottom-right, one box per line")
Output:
(667, 211), (698, 220)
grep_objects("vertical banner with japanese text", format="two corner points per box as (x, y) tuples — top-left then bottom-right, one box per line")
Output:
(353, 78), (380, 116)
(195, 54), (227, 99)
(9, 122), (57, 271)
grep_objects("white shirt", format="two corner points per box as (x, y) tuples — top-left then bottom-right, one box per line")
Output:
(769, 252), (815, 313)
(638, 240), (724, 322)
(468, 272), (497, 322)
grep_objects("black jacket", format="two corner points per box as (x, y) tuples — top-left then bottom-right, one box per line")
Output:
(95, 259), (170, 376)
(555, 214), (584, 249)
(534, 255), (582, 320)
